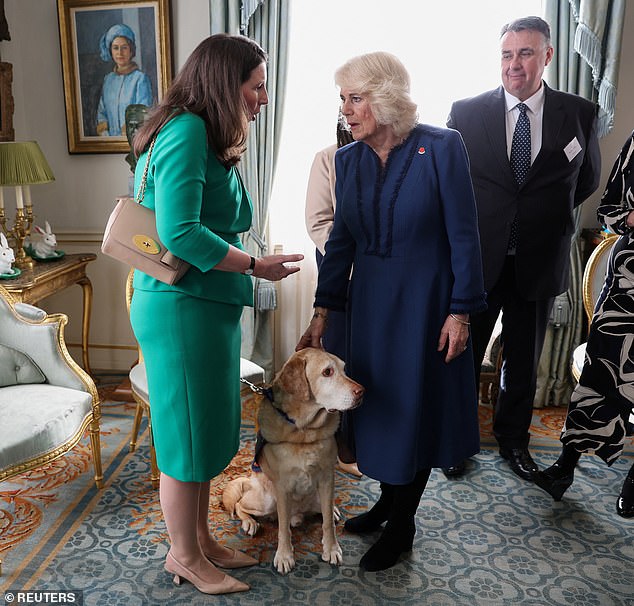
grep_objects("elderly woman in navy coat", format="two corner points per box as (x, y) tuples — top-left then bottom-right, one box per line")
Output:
(297, 51), (486, 572)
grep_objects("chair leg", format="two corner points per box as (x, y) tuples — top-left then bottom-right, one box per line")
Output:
(479, 376), (491, 404)
(148, 422), (160, 489)
(130, 398), (159, 488)
(130, 402), (144, 452)
(490, 380), (500, 407)
(89, 417), (104, 489)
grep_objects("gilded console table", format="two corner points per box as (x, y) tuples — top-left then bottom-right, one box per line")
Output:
(2, 252), (97, 374)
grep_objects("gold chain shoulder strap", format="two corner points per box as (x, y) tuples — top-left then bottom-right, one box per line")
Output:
(135, 136), (157, 205)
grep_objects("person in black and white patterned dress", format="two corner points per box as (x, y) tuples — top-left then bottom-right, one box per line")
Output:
(535, 130), (634, 517)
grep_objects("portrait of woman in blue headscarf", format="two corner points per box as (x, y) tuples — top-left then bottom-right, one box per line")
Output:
(96, 23), (153, 137)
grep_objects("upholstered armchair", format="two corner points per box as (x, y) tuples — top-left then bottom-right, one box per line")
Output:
(0, 285), (103, 489)
(479, 315), (503, 405)
(571, 233), (619, 381)
(123, 270), (159, 487)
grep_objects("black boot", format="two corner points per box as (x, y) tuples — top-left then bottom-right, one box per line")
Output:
(359, 469), (430, 572)
(345, 482), (394, 533)
(534, 444), (580, 501)
(617, 463), (634, 518)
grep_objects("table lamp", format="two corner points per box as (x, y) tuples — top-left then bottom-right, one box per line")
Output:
(0, 141), (55, 269)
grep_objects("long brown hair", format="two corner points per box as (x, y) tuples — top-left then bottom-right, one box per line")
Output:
(133, 33), (267, 167)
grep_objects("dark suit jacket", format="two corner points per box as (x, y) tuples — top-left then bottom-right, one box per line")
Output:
(447, 84), (601, 301)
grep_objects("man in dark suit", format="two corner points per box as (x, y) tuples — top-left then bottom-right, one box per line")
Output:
(446, 16), (601, 481)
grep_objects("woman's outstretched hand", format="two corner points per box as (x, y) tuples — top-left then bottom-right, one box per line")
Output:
(254, 254), (303, 281)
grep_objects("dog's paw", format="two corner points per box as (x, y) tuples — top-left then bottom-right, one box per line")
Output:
(322, 542), (343, 566)
(241, 518), (260, 536)
(273, 549), (295, 574)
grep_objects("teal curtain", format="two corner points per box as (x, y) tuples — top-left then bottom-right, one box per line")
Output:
(209, 0), (241, 34)
(241, 0), (290, 377)
(536, 0), (625, 407)
(209, 0), (265, 33)
(570, 0), (625, 137)
(209, 0), (290, 377)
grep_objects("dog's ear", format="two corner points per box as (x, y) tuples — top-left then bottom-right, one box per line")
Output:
(275, 354), (311, 401)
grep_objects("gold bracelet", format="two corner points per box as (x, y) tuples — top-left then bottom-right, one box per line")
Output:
(450, 313), (470, 326)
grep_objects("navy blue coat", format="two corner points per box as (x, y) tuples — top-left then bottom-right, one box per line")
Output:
(315, 125), (487, 483)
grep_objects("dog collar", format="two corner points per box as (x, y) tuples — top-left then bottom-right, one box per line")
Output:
(240, 377), (294, 424)
(264, 390), (297, 425)
(271, 403), (296, 425)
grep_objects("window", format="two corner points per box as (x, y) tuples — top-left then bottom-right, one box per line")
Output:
(270, 0), (542, 361)
(271, 0), (543, 246)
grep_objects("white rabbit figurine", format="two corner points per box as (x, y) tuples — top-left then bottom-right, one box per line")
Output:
(0, 233), (15, 274)
(33, 221), (58, 258)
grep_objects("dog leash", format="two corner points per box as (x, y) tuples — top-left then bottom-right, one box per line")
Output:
(240, 377), (274, 402)
(240, 377), (296, 425)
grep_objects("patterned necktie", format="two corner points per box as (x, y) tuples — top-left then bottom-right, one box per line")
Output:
(508, 102), (531, 251)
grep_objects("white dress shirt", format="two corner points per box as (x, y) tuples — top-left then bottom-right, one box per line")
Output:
(504, 84), (545, 164)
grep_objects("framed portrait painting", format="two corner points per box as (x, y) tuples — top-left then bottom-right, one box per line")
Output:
(0, 61), (14, 142)
(57, 0), (171, 154)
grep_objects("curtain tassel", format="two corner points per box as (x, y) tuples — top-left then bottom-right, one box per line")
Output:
(573, 23), (602, 84)
(549, 292), (572, 328)
(256, 279), (277, 311)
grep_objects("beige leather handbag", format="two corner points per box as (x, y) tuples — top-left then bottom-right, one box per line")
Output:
(101, 138), (190, 285)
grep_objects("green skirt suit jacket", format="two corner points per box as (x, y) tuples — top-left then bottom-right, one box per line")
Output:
(129, 112), (254, 482)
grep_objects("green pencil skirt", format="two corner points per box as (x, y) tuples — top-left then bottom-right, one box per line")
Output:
(130, 289), (243, 482)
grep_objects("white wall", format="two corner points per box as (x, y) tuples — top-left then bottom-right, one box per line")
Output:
(1, 0), (633, 371)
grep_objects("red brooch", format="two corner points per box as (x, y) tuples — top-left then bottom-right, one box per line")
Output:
(418, 147), (426, 155)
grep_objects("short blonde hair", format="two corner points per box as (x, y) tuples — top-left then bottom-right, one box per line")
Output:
(335, 52), (418, 139)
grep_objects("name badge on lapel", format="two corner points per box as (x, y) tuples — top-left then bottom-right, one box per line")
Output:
(564, 137), (582, 162)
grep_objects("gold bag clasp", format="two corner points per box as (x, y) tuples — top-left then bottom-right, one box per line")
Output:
(133, 234), (161, 255)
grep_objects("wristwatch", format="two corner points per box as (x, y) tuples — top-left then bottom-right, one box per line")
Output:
(243, 256), (256, 275)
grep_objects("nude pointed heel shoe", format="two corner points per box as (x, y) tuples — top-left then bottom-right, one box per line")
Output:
(165, 553), (249, 595)
(206, 548), (258, 569)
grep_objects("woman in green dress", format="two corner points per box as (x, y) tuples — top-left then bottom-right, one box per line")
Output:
(130, 34), (302, 596)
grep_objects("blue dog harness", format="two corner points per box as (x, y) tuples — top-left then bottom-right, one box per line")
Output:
(240, 377), (296, 473)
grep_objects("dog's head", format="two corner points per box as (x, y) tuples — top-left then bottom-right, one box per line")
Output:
(273, 348), (364, 413)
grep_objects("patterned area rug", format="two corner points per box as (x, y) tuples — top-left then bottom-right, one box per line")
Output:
(2, 385), (634, 606)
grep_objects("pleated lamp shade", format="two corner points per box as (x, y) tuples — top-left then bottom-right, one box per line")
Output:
(0, 141), (55, 186)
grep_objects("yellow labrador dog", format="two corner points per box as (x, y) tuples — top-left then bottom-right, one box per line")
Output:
(223, 348), (364, 574)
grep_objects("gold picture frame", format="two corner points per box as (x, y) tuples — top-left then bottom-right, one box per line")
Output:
(57, 0), (171, 154)
(0, 61), (14, 142)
